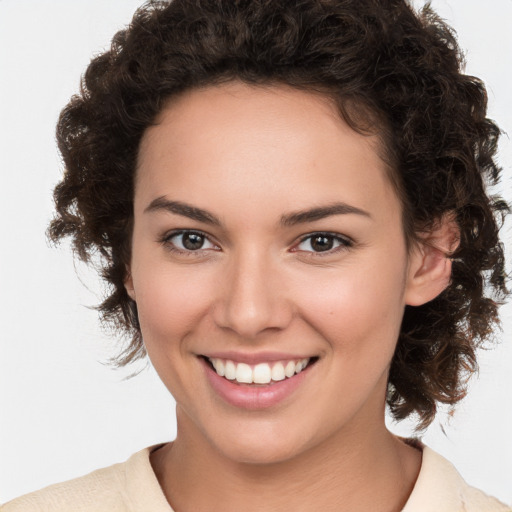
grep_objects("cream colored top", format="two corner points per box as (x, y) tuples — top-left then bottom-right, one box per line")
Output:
(3, 443), (510, 511)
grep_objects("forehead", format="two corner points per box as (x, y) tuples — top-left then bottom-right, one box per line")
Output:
(139, 81), (347, 169)
(136, 81), (400, 224)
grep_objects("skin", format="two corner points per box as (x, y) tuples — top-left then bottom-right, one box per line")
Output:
(126, 81), (454, 512)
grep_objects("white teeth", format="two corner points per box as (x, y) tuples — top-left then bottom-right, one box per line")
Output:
(225, 360), (236, 380)
(292, 359), (308, 373)
(284, 361), (296, 378)
(212, 358), (225, 377)
(253, 363), (272, 384)
(208, 357), (312, 384)
(235, 363), (253, 383)
(271, 362), (286, 381)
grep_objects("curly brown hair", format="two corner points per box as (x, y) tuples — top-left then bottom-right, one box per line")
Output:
(49, 0), (509, 429)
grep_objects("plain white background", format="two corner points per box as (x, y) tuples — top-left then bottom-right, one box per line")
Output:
(1, 0), (511, 505)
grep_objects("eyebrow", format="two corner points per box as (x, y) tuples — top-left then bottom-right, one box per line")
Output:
(144, 197), (221, 226)
(144, 197), (371, 226)
(280, 203), (371, 226)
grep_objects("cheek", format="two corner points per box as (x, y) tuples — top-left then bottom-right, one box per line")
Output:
(131, 260), (218, 400)
(295, 257), (407, 357)
(132, 260), (216, 345)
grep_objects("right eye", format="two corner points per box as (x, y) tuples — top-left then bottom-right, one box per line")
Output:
(162, 230), (218, 254)
(292, 232), (353, 255)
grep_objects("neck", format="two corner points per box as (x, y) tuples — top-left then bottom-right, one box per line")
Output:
(151, 409), (422, 512)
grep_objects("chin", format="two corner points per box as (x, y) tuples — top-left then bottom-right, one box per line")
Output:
(203, 418), (320, 466)
(217, 437), (305, 466)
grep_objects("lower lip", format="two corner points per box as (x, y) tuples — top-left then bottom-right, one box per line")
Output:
(201, 358), (313, 410)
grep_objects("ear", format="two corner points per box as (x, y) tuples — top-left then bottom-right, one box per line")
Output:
(124, 266), (136, 301)
(404, 213), (460, 307)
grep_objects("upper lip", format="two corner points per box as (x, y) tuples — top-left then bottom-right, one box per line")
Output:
(200, 351), (316, 364)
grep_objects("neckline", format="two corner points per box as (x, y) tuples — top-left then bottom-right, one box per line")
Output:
(141, 438), (426, 511)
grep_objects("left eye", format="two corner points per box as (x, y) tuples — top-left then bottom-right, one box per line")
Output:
(167, 231), (217, 251)
(295, 233), (351, 253)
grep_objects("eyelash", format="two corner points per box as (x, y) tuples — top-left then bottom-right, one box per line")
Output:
(160, 230), (219, 257)
(293, 232), (354, 256)
(159, 230), (354, 257)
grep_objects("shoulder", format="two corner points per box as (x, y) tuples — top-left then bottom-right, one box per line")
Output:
(460, 486), (512, 512)
(2, 461), (128, 512)
(2, 444), (172, 512)
(402, 444), (511, 512)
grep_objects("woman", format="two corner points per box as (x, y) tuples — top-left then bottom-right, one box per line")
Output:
(2, 0), (511, 510)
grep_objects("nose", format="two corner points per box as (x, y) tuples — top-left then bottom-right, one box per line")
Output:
(212, 249), (293, 339)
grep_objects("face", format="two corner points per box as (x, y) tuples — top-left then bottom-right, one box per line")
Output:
(128, 81), (422, 464)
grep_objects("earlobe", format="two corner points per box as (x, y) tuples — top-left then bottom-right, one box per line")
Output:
(404, 213), (460, 307)
(125, 268), (136, 301)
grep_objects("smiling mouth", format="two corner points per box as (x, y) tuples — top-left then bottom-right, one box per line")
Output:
(202, 356), (318, 385)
